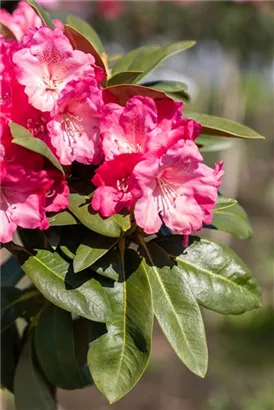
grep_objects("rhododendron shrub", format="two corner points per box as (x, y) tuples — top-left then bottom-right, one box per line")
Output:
(0, 1), (264, 407)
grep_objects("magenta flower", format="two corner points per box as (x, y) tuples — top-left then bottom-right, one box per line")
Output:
(48, 78), (103, 165)
(0, 1), (42, 42)
(91, 153), (142, 217)
(13, 27), (97, 112)
(133, 140), (224, 236)
(100, 95), (202, 160)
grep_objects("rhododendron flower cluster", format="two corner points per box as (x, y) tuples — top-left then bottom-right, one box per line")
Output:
(0, 1), (223, 244)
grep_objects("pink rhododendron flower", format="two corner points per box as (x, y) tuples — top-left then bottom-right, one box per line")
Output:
(133, 139), (224, 236)
(97, 0), (126, 21)
(0, 1), (42, 42)
(91, 153), (142, 217)
(100, 95), (202, 160)
(48, 78), (103, 165)
(13, 27), (97, 112)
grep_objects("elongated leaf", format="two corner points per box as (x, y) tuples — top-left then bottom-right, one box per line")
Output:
(49, 211), (78, 226)
(66, 15), (104, 55)
(212, 201), (253, 239)
(103, 84), (170, 106)
(108, 71), (144, 86)
(196, 135), (235, 152)
(142, 80), (190, 102)
(1, 256), (24, 286)
(35, 304), (89, 389)
(141, 242), (208, 377)
(155, 236), (262, 315)
(27, 0), (54, 29)
(214, 195), (238, 211)
(14, 335), (56, 410)
(88, 249), (153, 403)
(1, 287), (23, 332)
(74, 234), (118, 273)
(92, 248), (121, 281)
(185, 112), (265, 139)
(1, 324), (20, 392)
(64, 25), (106, 73)
(112, 41), (195, 83)
(22, 250), (111, 322)
(68, 193), (128, 238)
(10, 123), (64, 174)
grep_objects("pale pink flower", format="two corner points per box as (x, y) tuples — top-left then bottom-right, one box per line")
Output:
(47, 78), (103, 165)
(91, 153), (142, 217)
(13, 26), (96, 112)
(0, 1), (42, 42)
(133, 139), (224, 235)
(100, 96), (202, 160)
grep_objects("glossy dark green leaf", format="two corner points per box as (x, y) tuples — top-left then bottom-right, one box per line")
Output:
(212, 201), (253, 239)
(73, 318), (93, 385)
(10, 123), (64, 174)
(112, 41), (195, 82)
(68, 193), (129, 238)
(88, 249), (153, 403)
(196, 135), (235, 152)
(154, 236), (262, 315)
(1, 256), (24, 286)
(22, 250), (111, 322)
(74, 234), (118, 273)
(92, 248), (121, 281)
(142, 80), (190, 102)
(140, 242), (208, 377)
(1, 287), (42, 332)
(103, 84), (170, 106)
(14, 335), (56, 410)
(108, 71), (144, 86)
(66, 15), (104, 55)
(49, 211), (78, 227)
(27, 0), (54, 28)
(184, 112), (265, 139)
(35, 304), (89, 389)
(1, 324), (20, 392)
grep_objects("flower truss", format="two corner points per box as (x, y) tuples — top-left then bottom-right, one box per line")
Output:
(0, 1), (264, 407)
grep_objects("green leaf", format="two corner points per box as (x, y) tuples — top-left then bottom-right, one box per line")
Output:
(10, 123), (64, 174)
(140, 241), (208, 377)
(49, 211), (78, 227)
(184, 112), (265, 139)
(0, 256), (24, 286)
(1, 287), (42, 332)
(196, 135), (235, 152)
(112, 41), (195, 83)
(142, 80), (190, 102)
(27, 0), (54, 29)
(22, 250), (111, 323)
(212, 201), (253, 239)
(14, 335), (56, 410)
(154, 236), (262, 315)
(35, 304), (89, 390)
(92, 248), (121, 281)
(103, 84), (170, 106)
(1, 287), (23, 332)
(108, 71), (144, 86)
(1, 324), (20, 393)
(64, 24), (106, 75)
(74, 233), (118, 273)
(66, 15), (104, 55)
(68, 193), (128, 238)
(88, 249), (153, 403)
(214, 195), (238, 212)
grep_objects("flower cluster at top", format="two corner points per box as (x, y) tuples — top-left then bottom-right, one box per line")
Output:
(0, 1), (223, 244)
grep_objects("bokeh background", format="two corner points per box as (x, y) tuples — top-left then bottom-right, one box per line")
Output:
(1, 1), (273, 409)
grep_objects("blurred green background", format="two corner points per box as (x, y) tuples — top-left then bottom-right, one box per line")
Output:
(2, 1), (273, 409)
